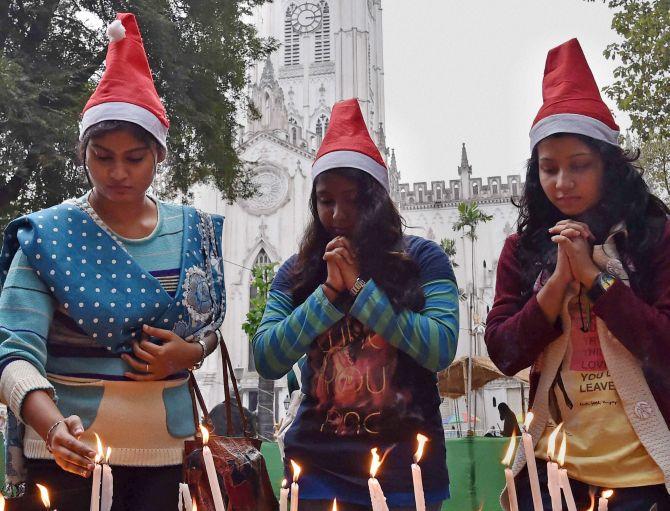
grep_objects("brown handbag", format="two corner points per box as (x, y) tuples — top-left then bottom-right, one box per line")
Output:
(183, 339), (279, 511)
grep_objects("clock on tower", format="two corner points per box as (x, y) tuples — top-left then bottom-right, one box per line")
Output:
(290, 2), (323, 33)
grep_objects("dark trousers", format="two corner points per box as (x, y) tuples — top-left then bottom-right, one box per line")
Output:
(7, 459), (182, 511)
(516, 458), (670, 511)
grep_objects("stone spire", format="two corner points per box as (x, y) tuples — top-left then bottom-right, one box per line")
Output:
(458, 142), (472, 175)
(260, 57), (276, 88)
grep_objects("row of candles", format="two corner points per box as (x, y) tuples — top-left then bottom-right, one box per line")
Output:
(503, 412), (614, 511)
(279, 433), (430, 511)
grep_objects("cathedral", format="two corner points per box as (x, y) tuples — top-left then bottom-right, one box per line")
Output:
(194, 0), (526, 435)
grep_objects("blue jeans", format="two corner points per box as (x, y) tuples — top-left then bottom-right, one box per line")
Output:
(515, 458), (670, 511)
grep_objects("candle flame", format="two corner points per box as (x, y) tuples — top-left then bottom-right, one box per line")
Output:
(105, 446), (112, 464)
(94, 433), (104, 463)
(281, 478), (287, 489)
(36, 484), (50, 509)
(557, 431), (567, 466)
(192, 499), (197, 511)
(501, 432), (517, 466)
(602, 489), (614, 499)
(369, 448), (382, 478)
(414, 433), (429, 463)
(546, 423), (563, 461)
(290, 459), (301, 481)
(586, 492), (595, 511)
(523, 412), (534, 430)
(199, 424), (210, 445)
(332, 498), (337, 511)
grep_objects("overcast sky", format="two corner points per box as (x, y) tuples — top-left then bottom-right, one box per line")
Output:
(381, 0), (627, 185)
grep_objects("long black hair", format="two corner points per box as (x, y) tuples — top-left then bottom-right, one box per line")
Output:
(515, 133), (669, 297)
(291, 168), (425, 312)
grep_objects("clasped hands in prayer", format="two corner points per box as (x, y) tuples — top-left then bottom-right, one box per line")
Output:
(548, 219), (602, 292)
(322, 236), (360, 300)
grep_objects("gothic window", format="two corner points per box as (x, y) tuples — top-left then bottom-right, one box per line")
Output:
(454, 185), (460, 201)
(512, 180), (518, 197)
(315, 114), (329, 140)
(289, 117), (299, 145)
(492, 182), (499, 195)
(436, 187), (442, 201)
(284, 4), (300, 66)
(401, 190), (406, 202)
(314, 1), (331, 62)
(264, 92), (271, 121)
(418, 189), (424, 203)
(248, 249), (272, 371)
(473, 184), (479, 195)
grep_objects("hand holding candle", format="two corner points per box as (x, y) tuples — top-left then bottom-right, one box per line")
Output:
(557, 432), (577, 511)
(290, 460), (301, 511)
(522, 413), (543, 511)
(200, 425), (226, 511)
(546, 423), (563, 511)
(412, 434), (428, 511)
(502, 432), (519, 511)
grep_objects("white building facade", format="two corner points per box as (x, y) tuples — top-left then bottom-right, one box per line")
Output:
(194, 0), (527, 435)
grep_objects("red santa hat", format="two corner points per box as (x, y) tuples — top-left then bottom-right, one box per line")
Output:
(529, 38), (619, 151)
(80, 13), (169, 149)
(312, 99), (389, 192)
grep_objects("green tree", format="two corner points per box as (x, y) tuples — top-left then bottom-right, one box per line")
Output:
(453, 201), (492, 434)
(439, 237), (459, 267)
(242, 262), (277, 442)
(0, 1), (276, 227)
(640, 138), (670, 201)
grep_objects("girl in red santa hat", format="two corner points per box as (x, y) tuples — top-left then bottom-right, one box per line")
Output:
(0, 14), (225, 510)
(486, 38), (670, 510)
(253, 98), (459, 510)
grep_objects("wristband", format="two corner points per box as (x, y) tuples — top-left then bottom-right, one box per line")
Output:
(192, 338), (207, 370)
(46, 419), (65, 453)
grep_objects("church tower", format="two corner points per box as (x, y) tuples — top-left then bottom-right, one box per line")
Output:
(249, 0), (387, 154)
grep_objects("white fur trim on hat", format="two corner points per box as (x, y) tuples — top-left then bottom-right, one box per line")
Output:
(80, 102), (168, 149)
(312, 150), (389, 192)
(106, 20), (126, 43)
(530, 113), (619, 151)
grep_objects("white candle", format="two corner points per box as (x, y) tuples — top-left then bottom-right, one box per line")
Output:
(289, 460), (301, 511)
(368, 449), (389, 511)
(101, 457), (113, 511)
(501, 433), (519, 511)
(522, 413), (543, 511)
(90, 463), (101, 511)
(200, 426), (226, 511)
(412, 434), (428, 511)
(279, 479), (289, 511)
(546, 424), (564, 511)
(558, 470), (577, 511)
(178, 483), (193, 511)
(598, 490), (613, 511)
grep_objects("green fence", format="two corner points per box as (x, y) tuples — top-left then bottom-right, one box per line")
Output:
(262, 437), (510, 511)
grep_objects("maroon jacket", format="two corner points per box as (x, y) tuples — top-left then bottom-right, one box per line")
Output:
(485, 220), (670, 423)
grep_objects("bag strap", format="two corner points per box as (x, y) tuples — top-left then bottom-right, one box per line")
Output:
(189, 332), (252, 438)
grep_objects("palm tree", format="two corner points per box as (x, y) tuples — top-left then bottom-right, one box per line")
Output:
(439, 238), (459, 268)
(453, 201), (492, 434)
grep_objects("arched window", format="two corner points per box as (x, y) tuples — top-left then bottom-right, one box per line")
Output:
(264, 92), (271, 120)
(472, 184), (478, 195)
(284, 4), (300, 66)
(436, 187), (442, 201)
(454, 185), (460, 201)
(248, 249), (272, 371)
(492, 182), (499, 195)
(315, 114), (329, 140)
(512, 180), (518, 197)
(289, 117), (299, 145)
(314, 1), (331, 62)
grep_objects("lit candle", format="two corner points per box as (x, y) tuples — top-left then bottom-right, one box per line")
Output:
(556, 432), (577, 511)
(368, 448), (390, 511)
(279, 479), (289, 511)
(412, 434), (428, 511)
(90, 434), (113, 511)
(290, 460), (301, 511)
(0, 492), (5, 511)
(546, 423), (563, 511)
(598, 490), (613, 511)
(521, 413), (543, 511)
(501, 432), (519, 511)
(36, 484), (52, 510)
(200, 425), (226, 511)
(331, 499), (337, 511)
(178, 483), (193, 511)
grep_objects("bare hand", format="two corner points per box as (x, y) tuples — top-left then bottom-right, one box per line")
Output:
(323, 236), (360, 290)
(122, 325), (201, 381)
(49, 416), (96, 478)
(551, 231), (600, 288)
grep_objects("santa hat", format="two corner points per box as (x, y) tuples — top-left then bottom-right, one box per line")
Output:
(529, 38), (619, 151)
(80, 13), (169, 149)
(312, 99), (389, 192)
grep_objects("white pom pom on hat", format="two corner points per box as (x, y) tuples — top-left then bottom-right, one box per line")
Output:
(106, 19), (126, 43)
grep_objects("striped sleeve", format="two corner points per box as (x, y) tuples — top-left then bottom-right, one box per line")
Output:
(0, 249), (56, 417)
(252, 285), (344, 379)
(349, 278), (459, 372)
